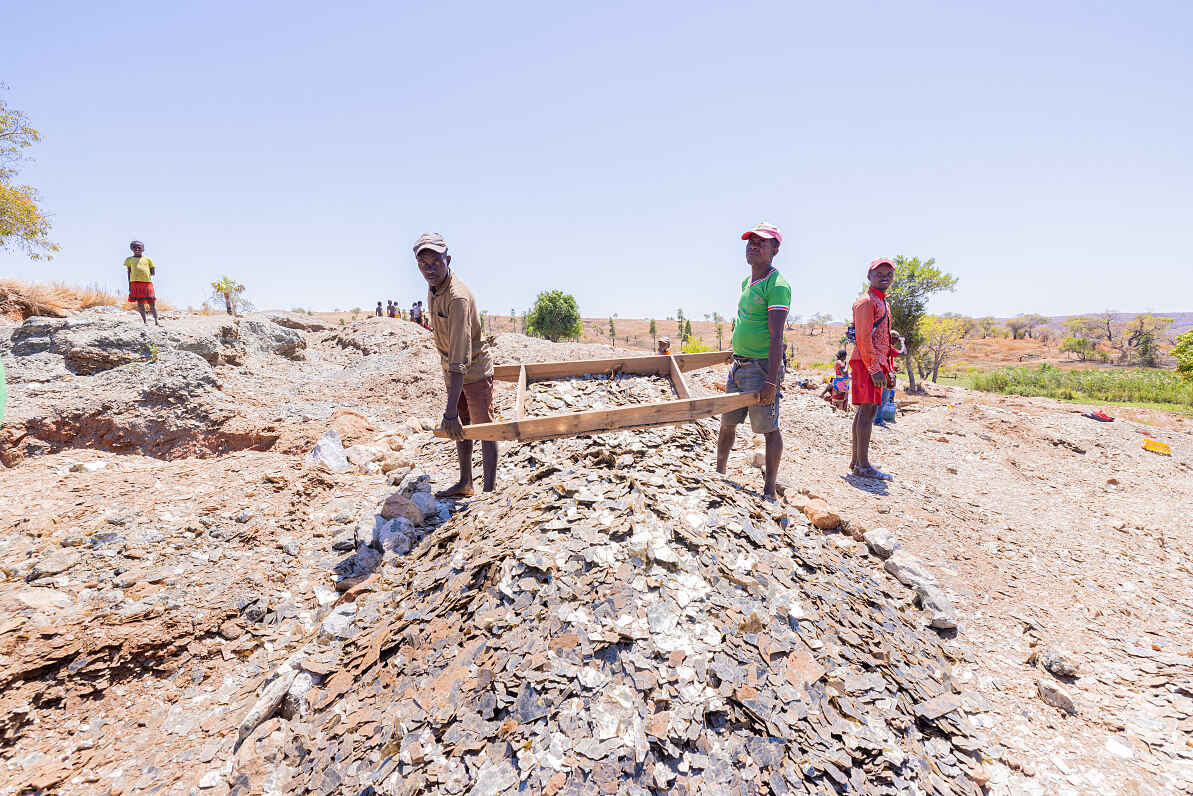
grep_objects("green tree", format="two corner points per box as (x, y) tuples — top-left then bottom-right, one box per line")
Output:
(1, 86), (58, 259)
(976, 316), (1001, 338)
(876, 255), (958, 393)
(524, 290), (583, 341)
(683, 319), (693, 341)
(680, 335), (712, 353)
(1060, 335), (1096, 362)
(609, 317), (616, 348)
(1124, 314), (1174, 367)
(649, 318), (657, 345)
(211, 276), (253, 316)
(713, 312), (725, 350)
(1175, 330), (1193, 383)
(1005, 313), (1048, 340)
(919, 314), (970, 382)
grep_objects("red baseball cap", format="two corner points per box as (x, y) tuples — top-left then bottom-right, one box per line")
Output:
(868, 257), (895, 272)
(741, 222), (782, 245)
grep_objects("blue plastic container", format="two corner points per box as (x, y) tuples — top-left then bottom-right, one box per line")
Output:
(874, 387), (897, 424)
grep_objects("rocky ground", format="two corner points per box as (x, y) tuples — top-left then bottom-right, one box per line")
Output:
(0, 309), (1190, 795)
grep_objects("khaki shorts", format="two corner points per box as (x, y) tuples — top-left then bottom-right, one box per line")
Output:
(721, 358), (783, 434)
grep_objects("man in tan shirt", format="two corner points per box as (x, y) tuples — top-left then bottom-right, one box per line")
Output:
(414, 232), (497, 496)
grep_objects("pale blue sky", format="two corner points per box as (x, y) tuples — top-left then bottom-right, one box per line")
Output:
(2, 1), (1190, 320)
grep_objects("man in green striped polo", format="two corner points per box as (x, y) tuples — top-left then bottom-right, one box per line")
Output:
(716, 222), (791, 502)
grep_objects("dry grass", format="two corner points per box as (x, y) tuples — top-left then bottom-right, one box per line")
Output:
(0, 278), (174, 318)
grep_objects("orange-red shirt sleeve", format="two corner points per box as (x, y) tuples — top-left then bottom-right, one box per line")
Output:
(852, 296), (878, 373)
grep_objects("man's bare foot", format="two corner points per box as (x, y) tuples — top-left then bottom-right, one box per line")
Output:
(761, 492), (777, 504)
(856, 466), (892, 481)
(435, 482), (474, 498)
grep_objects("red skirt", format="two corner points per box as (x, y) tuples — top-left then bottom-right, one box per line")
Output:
(128, 281), (155, 301)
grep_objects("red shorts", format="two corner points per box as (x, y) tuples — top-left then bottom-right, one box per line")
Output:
(451, 376), (495, 426)
(128, 281), (155, 301)
(850, 361), (886, 405)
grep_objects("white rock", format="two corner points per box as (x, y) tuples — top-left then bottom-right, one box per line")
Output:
(278, 538), (300, 557)
(320, 602), (358, 639)
(198, 770), (224, 789)
(304, 429), (351, 474)
(863, 528), (901, 560)
(281, 669), (322, 720)
(1037, 678), (1078, 714)
(884, 552), (937, 592)
(915, 584), (958, 630)
(70, 461), (108, 473)
(1105, 736), (1133, 760)
(344, 445), (385, 466)
(237, 669), (297, 740)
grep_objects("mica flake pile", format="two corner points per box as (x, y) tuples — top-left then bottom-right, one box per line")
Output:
(233, 424), (994, 795)
(518, 373), (678, 419)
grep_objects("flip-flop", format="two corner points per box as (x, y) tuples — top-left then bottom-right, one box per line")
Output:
(856, 467), (893, 481)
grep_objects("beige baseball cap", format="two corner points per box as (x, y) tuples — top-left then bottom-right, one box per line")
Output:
(413, 232), (448, 254)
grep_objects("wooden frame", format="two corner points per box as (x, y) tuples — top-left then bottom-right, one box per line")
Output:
(435, 351), (755, 443)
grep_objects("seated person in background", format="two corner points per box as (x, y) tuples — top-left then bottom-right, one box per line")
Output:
(821, 349), (850, 411)
(657, 336), (671, 355)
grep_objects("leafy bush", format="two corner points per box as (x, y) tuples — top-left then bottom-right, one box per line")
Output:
(970, 365), (1193, 408)
(525, 290), (583, 341)
(1176, 331), (1193, 384)
(680, 336), (712, 353)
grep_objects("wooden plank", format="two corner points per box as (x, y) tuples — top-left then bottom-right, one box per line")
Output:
(513, 365), (527, 420)
(673, 351), (733, 372)
(491, 350), (732, 383)
(668, 355), (690, 400)
(433, 392), (756, 443)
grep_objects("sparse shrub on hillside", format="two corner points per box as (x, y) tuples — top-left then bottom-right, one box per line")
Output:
(680, 336), (711, 353)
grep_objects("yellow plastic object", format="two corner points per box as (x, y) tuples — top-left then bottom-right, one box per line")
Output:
(1142, 439), (1171, 456)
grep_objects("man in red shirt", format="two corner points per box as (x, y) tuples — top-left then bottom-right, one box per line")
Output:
(849, 258), (896, 479)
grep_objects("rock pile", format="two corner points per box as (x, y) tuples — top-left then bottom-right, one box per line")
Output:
(229, 424), (994, 794)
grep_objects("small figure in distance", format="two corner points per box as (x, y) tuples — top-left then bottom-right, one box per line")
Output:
(849, 257), (896, 479)
(411, 300), (423, 325)
(125, 240), (160, 327)
(376, 301), (384, 317)
(657, 336), (671, 355)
